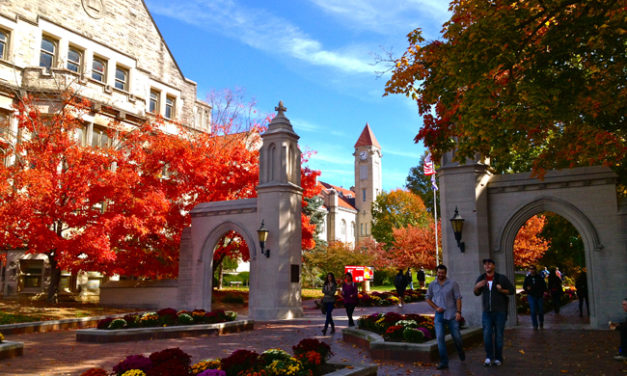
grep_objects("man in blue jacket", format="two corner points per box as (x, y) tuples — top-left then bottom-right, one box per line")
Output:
(473, 258), (515, 367)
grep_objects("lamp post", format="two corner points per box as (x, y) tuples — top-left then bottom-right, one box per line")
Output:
(257, 221), (270, 258)
(450, 207), (465, 253)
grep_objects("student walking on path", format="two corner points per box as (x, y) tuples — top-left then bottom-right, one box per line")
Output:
(548, 268), (563, 314)
(523, 265), (547, 330)
(321, 272), (337, 335)
(474, 258), (515, 367)
(341, 272), (358, 327)
(425, 264), (465, 370)
(394, 269), (409, 307)
(417, 266), (426, 288)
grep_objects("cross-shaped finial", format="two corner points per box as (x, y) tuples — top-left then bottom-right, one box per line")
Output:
(275, 101), (287, 115)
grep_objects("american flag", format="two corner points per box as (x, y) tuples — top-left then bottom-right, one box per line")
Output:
(431, 174), (438, 191)
(423, 153), (435, 176)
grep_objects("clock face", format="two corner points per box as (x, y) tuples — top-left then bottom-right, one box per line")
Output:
(359, 151), (367, 160)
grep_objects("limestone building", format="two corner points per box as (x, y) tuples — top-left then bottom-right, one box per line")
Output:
(0, 0), (211, 297)
(317, 123), (382, 246)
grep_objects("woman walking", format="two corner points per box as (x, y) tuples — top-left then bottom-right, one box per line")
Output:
(341, 273), (359, 327)
(322, 272), (337, 335)
(548, 268), (563, 314)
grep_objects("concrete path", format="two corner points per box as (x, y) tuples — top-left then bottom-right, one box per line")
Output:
(1, 300), (625, 376)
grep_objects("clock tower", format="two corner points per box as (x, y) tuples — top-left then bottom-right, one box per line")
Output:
(354, 123), (382, 243)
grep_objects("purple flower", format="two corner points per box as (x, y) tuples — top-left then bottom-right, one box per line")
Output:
(416, 327), (432, 339)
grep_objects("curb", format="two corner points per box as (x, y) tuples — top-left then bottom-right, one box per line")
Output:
(342, 326), (482, 362)
(0, 312), (133, 335)
(0, 340), (24, 360)
(76, 319), (254, 343)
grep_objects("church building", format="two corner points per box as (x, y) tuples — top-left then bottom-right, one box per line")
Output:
(316, 123), (382, 246)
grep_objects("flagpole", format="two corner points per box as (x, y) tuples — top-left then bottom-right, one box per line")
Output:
(433, 184), (438, 263)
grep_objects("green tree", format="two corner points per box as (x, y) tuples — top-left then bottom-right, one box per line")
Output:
(371, 189), (430, 247)
(302, 241), (374, 287)
(405, 153), (439, 214)
(538, 212), (584, 278)
(386, 0), (626, 192)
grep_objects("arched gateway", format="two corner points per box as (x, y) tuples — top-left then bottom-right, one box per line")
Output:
(177, 102), (304, 321)
(439, 154), (626, 328)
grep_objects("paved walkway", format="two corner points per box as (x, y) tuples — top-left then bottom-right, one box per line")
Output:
(1, 300), (625, 376)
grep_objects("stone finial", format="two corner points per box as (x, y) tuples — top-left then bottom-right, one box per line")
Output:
(275, 101), (287, 115)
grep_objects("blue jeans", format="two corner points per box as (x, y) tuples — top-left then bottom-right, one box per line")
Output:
(482, 311), (506, 361)
(434, 312), (464, 366)
(528, 295), (544, 328)
(324, 302), (335, 329)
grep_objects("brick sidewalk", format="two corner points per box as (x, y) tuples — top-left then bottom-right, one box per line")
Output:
(1, 300), (625, 376)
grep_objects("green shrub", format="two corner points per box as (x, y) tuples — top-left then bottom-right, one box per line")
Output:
(177, 313), (194, 325)
(107, 318), (127, 330)
(402, 327), (425, 343)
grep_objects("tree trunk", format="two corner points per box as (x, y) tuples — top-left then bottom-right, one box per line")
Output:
(47, 254), (61, 303)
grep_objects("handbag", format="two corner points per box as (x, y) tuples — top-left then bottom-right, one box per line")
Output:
(320, 302), (327, 315)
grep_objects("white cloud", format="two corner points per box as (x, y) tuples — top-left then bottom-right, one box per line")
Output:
(291, 118), (323, 133)
(146, 0), (375, 74)
(307, 0), (450, 38)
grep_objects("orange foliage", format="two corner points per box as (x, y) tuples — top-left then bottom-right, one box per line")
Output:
(371, 222), (440, 270)
(513, 215), (550, 268)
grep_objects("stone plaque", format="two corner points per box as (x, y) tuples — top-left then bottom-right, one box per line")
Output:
(291, 264), (299, 283)
(82, 0), (105, 19)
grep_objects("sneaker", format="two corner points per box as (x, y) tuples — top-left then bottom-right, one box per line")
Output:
(614, 354), (626, 361)
(483, 358), (491, 367)
(436, 363), (448, 370)
(539, 323), (544, 329)
(493, 360), (502, 366)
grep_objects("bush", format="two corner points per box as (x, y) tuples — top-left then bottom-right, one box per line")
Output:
(108, 319), (127, 330)
(113, 354), (152, 375)
(123, 314), (140, 328)
(148, 347), (191, 376)
(97, 317), (114, 329)
(220, 349), (262, 376)
(402, 327), (425, 343)
(157, 308), (178, 326)
(177, 313), (194, 325)
(383, 325), (405, 341)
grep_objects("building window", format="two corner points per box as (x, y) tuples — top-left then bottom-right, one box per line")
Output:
(0, 30), (8, 60)
(67, 47), (82, 73)
(149, 90), (159, 113)
(360, 223), (364, 236)
(91, 125), (110, 148)
(362, 188), (366, 202)
(40, 36), (56, 70)
(165, 96), (175, 119)
(115, 66), (128, 90)
(91, 56), (106, 82)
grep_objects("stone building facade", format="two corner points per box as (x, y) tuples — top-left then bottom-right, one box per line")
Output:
(0, 0), (211, 298)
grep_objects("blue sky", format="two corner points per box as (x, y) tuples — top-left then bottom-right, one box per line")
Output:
(145, 0), (451, 192)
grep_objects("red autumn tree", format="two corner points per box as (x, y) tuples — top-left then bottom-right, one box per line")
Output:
(371, 222), (440, 270)
(0, 92), (321, 301)
(513, 215), (550, 268)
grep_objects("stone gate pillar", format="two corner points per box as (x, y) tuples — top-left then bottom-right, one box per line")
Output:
(250, 102), (304, 320)
(439, 152), (494, 327)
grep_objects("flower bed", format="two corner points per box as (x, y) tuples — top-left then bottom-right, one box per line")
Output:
(96, 308), (237, 330)
(316, 289), (424, 310)
(78, 338), (376, 376)
(358, 312), (432, 343)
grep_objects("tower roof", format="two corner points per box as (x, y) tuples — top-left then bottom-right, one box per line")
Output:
(354, 123), (381, 149)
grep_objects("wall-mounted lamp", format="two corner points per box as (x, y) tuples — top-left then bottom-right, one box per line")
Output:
(450, 207), (465, 253)
(257, 220), (270, 258)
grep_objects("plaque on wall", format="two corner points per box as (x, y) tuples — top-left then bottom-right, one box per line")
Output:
(290, 264), (299, 283)
(82, 0), (105, 19)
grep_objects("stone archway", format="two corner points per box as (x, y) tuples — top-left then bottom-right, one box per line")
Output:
(497, 197), (602, 325)
(177, 102), (304, 321)
(439, 161), (625, 329)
